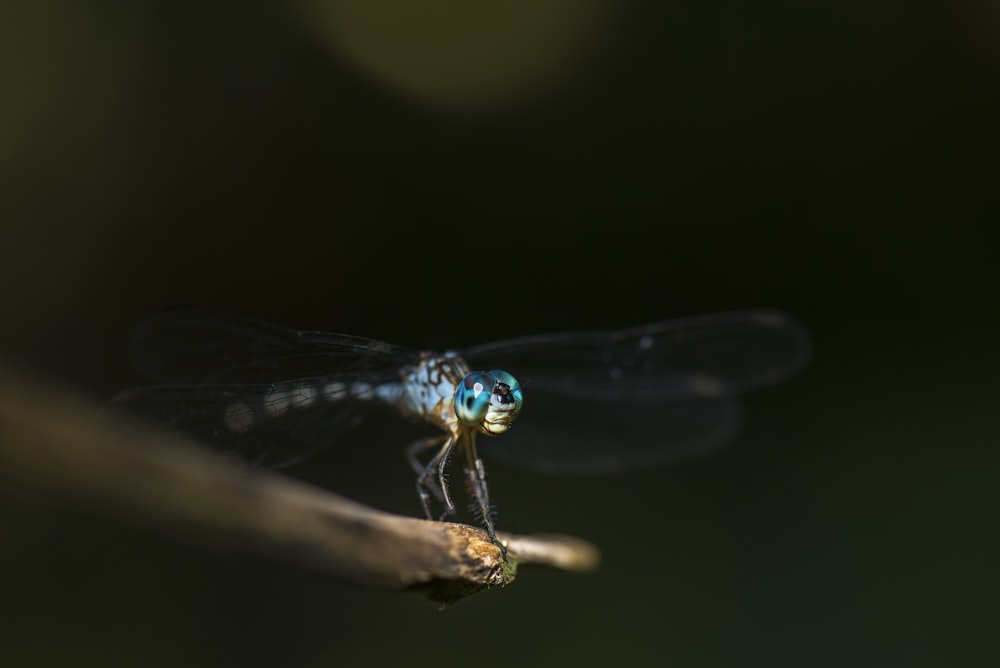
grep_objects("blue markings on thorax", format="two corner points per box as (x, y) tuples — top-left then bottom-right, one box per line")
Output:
(396, 352), (469, 429)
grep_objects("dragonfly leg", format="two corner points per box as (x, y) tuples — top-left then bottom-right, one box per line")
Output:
(414, 434), (456, 520)
(406, 435), (447, 505)
(436, 434), (456, 519)
(462, 431), (497, 541)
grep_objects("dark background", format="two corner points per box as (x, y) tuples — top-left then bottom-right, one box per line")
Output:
(2, 1), (998, 666)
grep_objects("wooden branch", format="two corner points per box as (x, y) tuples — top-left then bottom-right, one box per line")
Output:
(0, 359), (600, 604)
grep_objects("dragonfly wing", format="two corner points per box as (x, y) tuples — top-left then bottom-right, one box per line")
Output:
(479, 390), (742, 474)
(126, 308), (416, 384)
(461, 309), (811, 402)
(467, 310), (806, 473)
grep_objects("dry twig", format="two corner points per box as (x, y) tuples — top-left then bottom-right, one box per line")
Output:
(0, 359), (600, 603)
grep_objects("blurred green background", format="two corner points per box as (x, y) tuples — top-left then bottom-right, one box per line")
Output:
(2, 0), (998, 666)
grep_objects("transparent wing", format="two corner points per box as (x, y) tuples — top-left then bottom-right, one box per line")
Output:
(468, 309), (809, 472)
(125, 308), (417, 384)
(480, 394), (742, 474)
(106, 375), (387, 468)
(461, 309), (811, 402)
(113, 309), (419, 468)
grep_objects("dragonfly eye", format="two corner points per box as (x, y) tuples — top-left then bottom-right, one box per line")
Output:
(455, 369), (523, 434)
(455, 372), (496, 426)
(488, 369), (523, 414)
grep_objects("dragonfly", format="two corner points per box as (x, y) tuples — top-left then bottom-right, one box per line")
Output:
(109, 308), (811, 540)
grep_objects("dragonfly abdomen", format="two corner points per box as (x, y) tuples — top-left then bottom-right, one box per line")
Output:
(221, 378), (405, 435)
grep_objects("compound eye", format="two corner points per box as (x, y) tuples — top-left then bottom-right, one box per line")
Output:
(488, 369), (523, 416)
(455, 371), (496, 426)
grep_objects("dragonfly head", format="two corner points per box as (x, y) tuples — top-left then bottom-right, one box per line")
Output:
(454, 369), (523, 435)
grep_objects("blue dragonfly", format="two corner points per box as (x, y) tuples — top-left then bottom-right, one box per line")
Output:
(110, 309), (810, 540)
